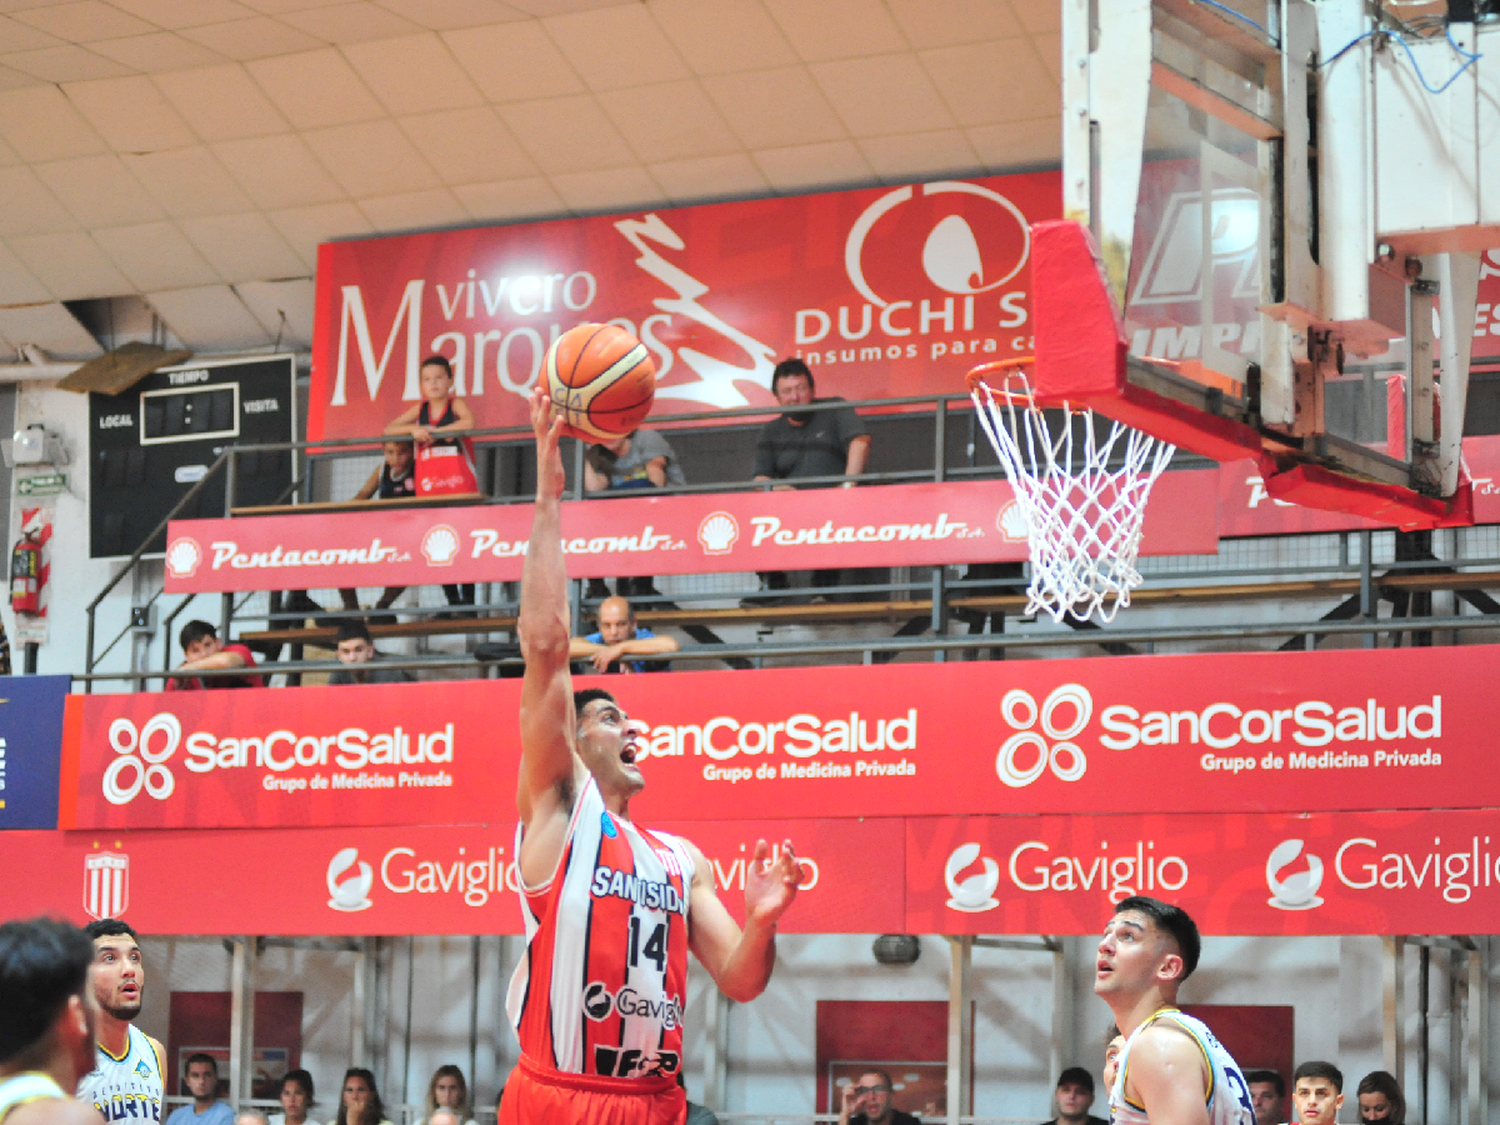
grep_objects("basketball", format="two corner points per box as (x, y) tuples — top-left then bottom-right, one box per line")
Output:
(544, 323), (656, 442)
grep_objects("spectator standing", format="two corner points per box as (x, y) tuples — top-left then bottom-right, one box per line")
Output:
(418, 1065), (476, 1125)
(268, 1070), (319, 1125)
(167, 622), (259, 691)
(837, 1069), (919, 1125)
(749, 359), (873, 602)
(335, 439), (418, 619)
(1244, 1070), (1285, 1125)
(1038, 1066), (1107, 1125)
(334, 1069), (392, 1125)
(569, 596), (678, 674)
(583, 428), (685, 600)
(1356, 1071), (1405, 1123)
(328, 621), (414, 685)
(77, 919), (164, 1124)
(165, 1055), (232, 1125)
(0, 917), (102, 1125)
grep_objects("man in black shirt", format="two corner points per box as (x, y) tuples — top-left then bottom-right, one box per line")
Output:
(1038, 1066), (1108, 1125)
(838, 1069), (920, 1125)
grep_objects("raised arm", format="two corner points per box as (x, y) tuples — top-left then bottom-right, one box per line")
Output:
(517, 390), (583, 861)
(571, 631), (680, 673)
(685, 837), (799, 1002)
(383, 402), (423, 435)
(354, 466), (382, 501)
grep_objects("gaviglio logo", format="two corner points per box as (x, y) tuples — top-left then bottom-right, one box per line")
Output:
(327, 847), (374, 912)
(1265, 839), (1324, 910)
(945, 843), (1000, 912)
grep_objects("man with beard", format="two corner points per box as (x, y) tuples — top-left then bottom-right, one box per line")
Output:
(76, 920), (163, 1123)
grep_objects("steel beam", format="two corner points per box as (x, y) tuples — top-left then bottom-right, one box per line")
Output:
(947, 936), (972, 1125)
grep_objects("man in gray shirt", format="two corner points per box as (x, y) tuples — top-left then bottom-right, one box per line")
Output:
(329, 619), (415, 685)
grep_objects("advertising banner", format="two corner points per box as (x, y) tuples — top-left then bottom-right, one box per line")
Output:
(907, 808), (1500, 936)
(59, 646), (1500, 830)
(0, 817), (902, 936)
(0, 675), (69, 829)
(162, 474), (1217, 593)
(308, 173), (1061, 441)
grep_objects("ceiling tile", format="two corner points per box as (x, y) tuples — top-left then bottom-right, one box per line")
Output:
(923, 39), (1056, 127)
(451, 176), (566, 223)
(33, 153), (164, 226)
(64, 75), (198, 152)
(246, 47), (385, 128)
(0, 301), (100, 356)
(180, 211), (305, 280)
(1013, 0), (1060, 34)
(857, 128), (982, 182)
(358, 187), (467, 231)
(278, 2), (423, 44)
(342, 33), (483, 114)
(543, 4), (688, 91)
(211, 134), (346, 208)
(702, 66), (846, 149)
(811, 53), (956, 137)
(548, 164), (661, 213)
(233, 0), (353, 12)
(0, 165), (80, 235)
(11, 1), (156, 40)
(509, 0), (642, 12)
(1032, 31), (1060, 83)
(398, 105), (537, 185)
(966, 116), (1060, 172)
(648, 0), (795, 75)
(147, 283), (272, 349)
(0, 64), (39, 90)
(0, 14), (62, 52)
(94, 221), (221, 290)
(302, 118), (440, 196)
(88, 33), (226, 72)
(751, 138), (873, 192)
(266, 200), (373, 268)
(236, 277), (316, 346)
(153, 63), (289, 140)
(647, 152), (766, 203)
(886, 0), (1023, 49)
(178, 17), (324, 61)
(598, 79), (739, 164)
(499, 95), (635, 175)
(0, 85), (105, 160)
(1, 45), (134, 81)
(763, 0), (905, 61)
(0, 244), (54, 304)
(0, 135), (17, 164)
(108, 0), (262, 29)
(123, 147), (256, 215)
(8, 231), (132, 299)
(442, 20), (583, 102)
(375, 0), (528, 30)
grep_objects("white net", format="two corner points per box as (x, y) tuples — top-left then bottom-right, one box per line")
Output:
(969, 362), (1176, 623)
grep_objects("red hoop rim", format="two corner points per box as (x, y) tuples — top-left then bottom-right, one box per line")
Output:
(966, 357), (1091, 414)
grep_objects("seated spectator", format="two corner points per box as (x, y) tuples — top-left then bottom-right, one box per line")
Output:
(419, 1064), (476, 1125)
(235, 1114), (269, 1125)
(1101, 1026), (1124, 1095)
(838, 1069), (918, 1125)
(328, 620), (415, 685)
(166, 1054), (233, 1125)
(335, 1068), (392, 1125)
(1039, 1066), (1107, 1125)
(336, 439), (417, 619)
(1292, 1061), (1343, 1125)
(1244, 1069), (1285, 1125)
(584, 428), (685, 601)
(1356, 1070), (1405, 1123)
(569, 596), (678, 673)
(269, 1069), (319, 1125)
(167, 621), (259, 691)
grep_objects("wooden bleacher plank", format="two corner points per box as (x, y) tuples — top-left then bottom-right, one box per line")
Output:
(230, 492), (485, 517)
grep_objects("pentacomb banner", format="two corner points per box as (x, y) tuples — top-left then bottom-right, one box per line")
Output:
(0, 675), (70, 829)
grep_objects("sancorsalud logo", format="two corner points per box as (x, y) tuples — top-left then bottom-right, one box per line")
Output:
(996, 685), (1091, 788)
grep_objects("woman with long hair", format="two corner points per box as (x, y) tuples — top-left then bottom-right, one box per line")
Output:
(420, 1065), (476, 1125)
(1356, 1071), (1405, 1124)
(268, 1070), (319, 1125)
(334, 1068), (392, 1125)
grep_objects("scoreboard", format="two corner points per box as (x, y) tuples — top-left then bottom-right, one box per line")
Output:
(90, 355), (296, 558)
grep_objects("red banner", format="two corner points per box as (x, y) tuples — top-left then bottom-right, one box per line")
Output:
(308, 174), (1061, 441)
(161, 475), (1218, 593)
(0, 818), (902, 936)
(59, 646), (1500, 831)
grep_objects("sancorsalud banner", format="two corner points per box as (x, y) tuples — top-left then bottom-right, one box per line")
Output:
(309, 173), (1061, 442)
(0, 818), (902, 936)
(58, 646), (1500, 831)
(161, 474), (1218, 592)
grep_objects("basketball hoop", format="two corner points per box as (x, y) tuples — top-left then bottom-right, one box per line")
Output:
(967, 359), (1175, 624)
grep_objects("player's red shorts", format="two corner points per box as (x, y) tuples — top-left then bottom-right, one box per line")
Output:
(499, 1054), (687, 1125)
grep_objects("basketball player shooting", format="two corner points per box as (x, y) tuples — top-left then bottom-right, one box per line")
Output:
(500, 388), (800, 1125)
(1095, 898), (1253, 1125)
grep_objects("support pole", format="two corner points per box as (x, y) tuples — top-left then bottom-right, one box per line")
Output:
(947, 936), (972, 1125)
(1051, 938), (1069, 1096)
(227, 937), (255, 1108)
(701, 988), (730, 1112)
(1383, 937), (1406, 1084)
(1468, 937), (1488, 1125)
(352, 939), (367, 1068)
(469, 936), (481, 1104)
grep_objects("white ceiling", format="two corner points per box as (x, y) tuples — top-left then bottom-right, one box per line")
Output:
(0, 0), (1063, 360)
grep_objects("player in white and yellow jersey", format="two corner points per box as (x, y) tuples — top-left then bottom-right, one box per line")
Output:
(76, 920), (163, 1124)
(0, 917), (104, 1125)
(1095, 897), (1254, 1125)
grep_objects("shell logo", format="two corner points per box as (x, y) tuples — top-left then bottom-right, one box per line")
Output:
(698, 511), (739, 555)
(422, 524), (461, 566)
(165, 537), (202, 579)
(996, 500), (1028, 542)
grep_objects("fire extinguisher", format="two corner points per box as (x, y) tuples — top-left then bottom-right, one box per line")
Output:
(10, 531), (41, 614)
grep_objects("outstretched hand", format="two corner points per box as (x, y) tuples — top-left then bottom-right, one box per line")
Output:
(529, 388), (567, 500)
(744, 838), (800, 928)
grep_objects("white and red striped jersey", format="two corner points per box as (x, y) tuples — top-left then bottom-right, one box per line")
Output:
(507, 777), (694, 1080)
